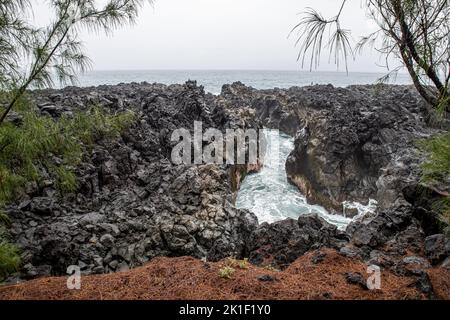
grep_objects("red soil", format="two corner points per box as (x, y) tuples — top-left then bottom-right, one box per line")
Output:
(0, 249), (448, 300)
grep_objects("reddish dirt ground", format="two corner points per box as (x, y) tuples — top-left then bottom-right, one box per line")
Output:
(0, 249), (448, 300)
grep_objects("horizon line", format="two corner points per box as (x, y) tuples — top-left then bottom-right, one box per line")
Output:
(83, 68), (410, 75)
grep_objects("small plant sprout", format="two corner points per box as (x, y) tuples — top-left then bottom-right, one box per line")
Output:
(226, 257), (249, 270)
(218, 266), (235, 279)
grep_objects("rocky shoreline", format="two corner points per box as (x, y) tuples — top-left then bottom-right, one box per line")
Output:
(3, 81), (449, 298)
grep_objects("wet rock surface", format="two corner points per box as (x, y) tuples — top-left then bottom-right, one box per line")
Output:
(7, 81), (260, 278)
(247, 213), (349, 268)
(4, 81), (449, 292)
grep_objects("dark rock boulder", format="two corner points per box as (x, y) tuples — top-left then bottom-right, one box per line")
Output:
(247, 213), (349, 268)
(394, 256), (431, 276)
(344, 272), (367, 290)
(424, 234), (450, 265)
(346, 202), (413, 249)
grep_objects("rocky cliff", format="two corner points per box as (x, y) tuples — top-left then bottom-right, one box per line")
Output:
(3, 81), (449, 298)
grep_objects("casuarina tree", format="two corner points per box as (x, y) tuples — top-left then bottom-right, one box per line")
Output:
(0, 0), (151, 125)
(290, 0), (449, 112)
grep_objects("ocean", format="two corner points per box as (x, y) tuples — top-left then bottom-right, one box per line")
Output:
(76, 70), (412, 95)
(235, 129), (354, 229)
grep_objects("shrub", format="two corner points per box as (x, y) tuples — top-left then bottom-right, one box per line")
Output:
(0, 98), (135, 280)
(0, 227), (20, 281)
(0, 102), (135, 205)
(0, 210), (10, 225)
(218, 266), (235, 279)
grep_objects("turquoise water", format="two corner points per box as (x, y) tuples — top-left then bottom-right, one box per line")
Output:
(76, 69), (412, 94)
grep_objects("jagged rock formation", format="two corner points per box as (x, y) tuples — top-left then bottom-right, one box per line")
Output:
(247, 213), (349, 268)
(4, 81), (449, 295)
(217, 83), (444, 213)
(7, 81), (259, 278)
(214, 82), (450, 293)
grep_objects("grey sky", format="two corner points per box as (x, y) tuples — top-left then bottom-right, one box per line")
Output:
(35, 0), (394, 72)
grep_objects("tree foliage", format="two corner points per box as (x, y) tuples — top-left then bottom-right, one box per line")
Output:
(0, 0), (150, 124)
(417, 133), (450, 220)
(290, 0), (450, 111)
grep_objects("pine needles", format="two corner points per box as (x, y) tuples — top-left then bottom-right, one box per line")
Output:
(0, 239), (20, 280)
(0, 219), (19, 281)
(418, 133), (450, 217)
(0, 0), (151, 124)
(290, 0), (449, 109)
(0, 0), (145, 282)
(289, 1), (353, 73)
(0, 100), (135, 206)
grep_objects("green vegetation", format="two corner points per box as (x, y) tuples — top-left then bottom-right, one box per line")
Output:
(0, 98), (135, 281)
(0, 0), (150, 123)
(291, 0), (449, 110)
(431, 197), (450, 220)
(0, 242), (21, 280)
(218, 266), (236, 279)
(217, 258), (249, 279)
(418, 133), (450, 187)
(226, 257), (249, 270)
(0, 225), (20, 280)
(418, 133), (450, 217)
(0, 101), (135, 206)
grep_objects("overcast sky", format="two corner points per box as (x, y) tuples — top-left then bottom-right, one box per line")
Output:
(34, 0), (394, 72)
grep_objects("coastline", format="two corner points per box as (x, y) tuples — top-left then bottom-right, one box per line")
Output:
(71, 70), (414, 95)
(1, 80), (449, 300)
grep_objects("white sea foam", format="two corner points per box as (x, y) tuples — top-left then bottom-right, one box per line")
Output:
(235, 129), (377, 230)
(343, 199), (378, 219)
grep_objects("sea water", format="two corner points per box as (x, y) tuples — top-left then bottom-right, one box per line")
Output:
(235, 130), (374, 229)
(76, 69), (411, 94)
